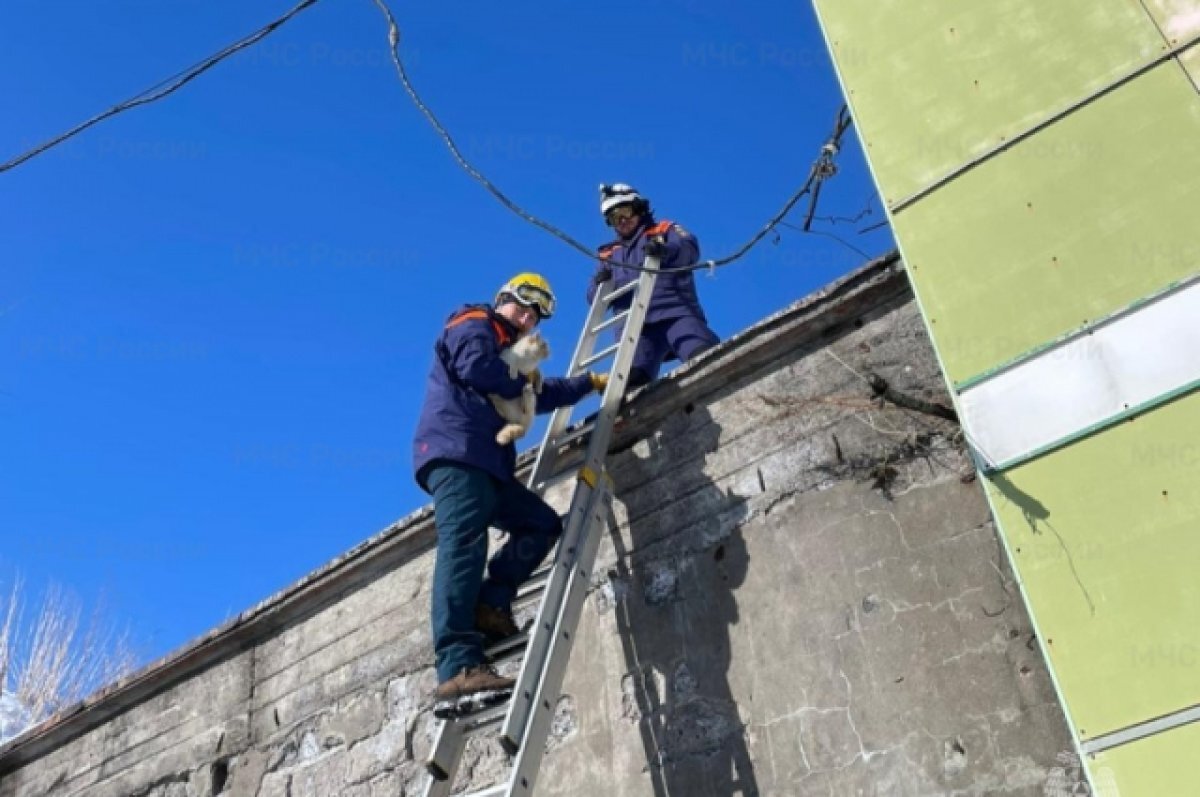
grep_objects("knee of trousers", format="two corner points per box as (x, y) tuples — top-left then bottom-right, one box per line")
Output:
(672, 320), (719, 360)
(530, 505), (564, 541)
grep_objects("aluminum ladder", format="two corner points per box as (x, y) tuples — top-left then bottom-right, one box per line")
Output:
(420, 255), (660, 797)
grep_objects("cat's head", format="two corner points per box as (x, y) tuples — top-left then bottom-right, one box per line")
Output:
(515, 333), (550, 360)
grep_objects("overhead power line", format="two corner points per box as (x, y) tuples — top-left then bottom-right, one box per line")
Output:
(0, 0), (322, 176)
(776, 190), (884, 260)
(5, 0), (861, 275)
(778, 223), (871, 261)
(808, 192), (878, 229)
(370, 0), (854, 273)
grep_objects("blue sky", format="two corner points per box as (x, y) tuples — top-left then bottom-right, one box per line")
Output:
(1, 0), (894, 667)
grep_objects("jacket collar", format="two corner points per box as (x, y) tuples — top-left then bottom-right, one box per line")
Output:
(488, 304), (521, 340)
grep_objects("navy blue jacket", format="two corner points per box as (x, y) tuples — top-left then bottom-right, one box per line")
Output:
(587, 219), (709, 324)
(412, 304), (593, 491)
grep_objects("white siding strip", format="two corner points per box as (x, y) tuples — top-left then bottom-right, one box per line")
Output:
(960, 278), (1200, 469)
(1080, 704), (1200, 754)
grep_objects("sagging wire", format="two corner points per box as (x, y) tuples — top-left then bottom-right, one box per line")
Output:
(777, 163), (888, 261)
(3, 0), (859, 277)
(698, 105), (853, 271)
(368, 0), (604, 261)
(370, 0), (854, 273)
(0, 0), (322, 176)
(776, 221), (871, 261)
(809, 192), (877, 229)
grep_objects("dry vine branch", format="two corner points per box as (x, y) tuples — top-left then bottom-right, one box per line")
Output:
(0, 578), (136, 739)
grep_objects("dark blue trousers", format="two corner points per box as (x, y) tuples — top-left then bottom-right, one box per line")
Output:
(629, 314), (720, 387)
(426, 462), (562, 682)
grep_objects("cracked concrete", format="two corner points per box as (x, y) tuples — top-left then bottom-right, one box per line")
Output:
(0, 256), (1080, 796)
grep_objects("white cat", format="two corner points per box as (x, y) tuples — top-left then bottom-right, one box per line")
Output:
(491, 333), (550, 445)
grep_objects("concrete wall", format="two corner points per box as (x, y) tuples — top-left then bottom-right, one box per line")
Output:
(0, 256), (1081, 796)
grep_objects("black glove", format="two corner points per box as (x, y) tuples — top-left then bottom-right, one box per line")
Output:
(644, 236), (668, 259)
(593, 264), (613, 284)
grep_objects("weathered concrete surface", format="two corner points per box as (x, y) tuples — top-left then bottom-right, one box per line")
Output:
(0, 255), (1081, 796)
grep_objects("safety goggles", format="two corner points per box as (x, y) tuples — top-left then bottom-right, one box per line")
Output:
(509, 283), (556, 319)
(605, 206), (638, 226)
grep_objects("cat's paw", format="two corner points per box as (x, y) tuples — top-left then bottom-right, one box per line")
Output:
(496, 424), (526, 445)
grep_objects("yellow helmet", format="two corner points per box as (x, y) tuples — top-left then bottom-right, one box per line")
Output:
(496, 272), (556, 319)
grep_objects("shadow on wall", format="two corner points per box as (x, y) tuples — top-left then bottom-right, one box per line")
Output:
(605, 402), (760, 797)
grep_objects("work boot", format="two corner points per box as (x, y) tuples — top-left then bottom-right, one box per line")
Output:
(433, 664), (515, 702)
(476, 603), (520, 642)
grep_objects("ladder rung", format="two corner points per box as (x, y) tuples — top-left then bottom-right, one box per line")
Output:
(603, 281), (638, 304)
(517, 565), (552, 602)
(550, 419), (595, 449)
(424, 704), (510, 783)
(531, 459), (582, 493)
(579, 342), (620, 370)
(484, 631), (528, 664)
(460, 702), (509, 735)
(461, 784), (508, 797)
(590, 310), (630, 335)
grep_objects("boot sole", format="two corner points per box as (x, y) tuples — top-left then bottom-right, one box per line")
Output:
(432, 686), (514, 719)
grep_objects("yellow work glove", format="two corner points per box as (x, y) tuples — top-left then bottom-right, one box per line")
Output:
(589, 372), (609, 394)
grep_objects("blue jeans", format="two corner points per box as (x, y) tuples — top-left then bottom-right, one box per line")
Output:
(426, 462), (563, 682)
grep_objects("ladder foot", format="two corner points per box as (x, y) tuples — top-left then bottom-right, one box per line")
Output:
(425, 760), (451, 781)
(499, 735), (520, 756)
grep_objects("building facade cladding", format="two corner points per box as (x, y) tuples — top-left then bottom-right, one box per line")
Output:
(0, 256), (1082, 796)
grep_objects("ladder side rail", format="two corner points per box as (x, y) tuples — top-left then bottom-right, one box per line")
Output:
(573, 262), (658, 466)
(500, 256), (659, 750)
(421, 718), (466, 797)
(426, 260), (659, 797)
(455, 483), (612, 797)
(505, 480), (613, 795)
(493, 468), (598, 752)
(423, 280), (615, 796)
(422, 629), (535, 789)
(524, 274), (616, 491)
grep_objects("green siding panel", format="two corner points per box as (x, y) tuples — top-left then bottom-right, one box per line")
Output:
(815, 0), (1165, 204)
(892, 63), (1200, 384)
(1142, 0), (1200, 46)
(984, 392), (1200, 739)
(814, 4), (1200, 785)
(1094, 721), (1200, 797)
(1181, 44), (1200, 88)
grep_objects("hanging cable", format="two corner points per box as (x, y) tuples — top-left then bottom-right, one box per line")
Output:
(808, 191), (877, 228)
(778, 222), (872, 261)
(800, 105), (851, 232)
(698, 105), (852, 271)
(370, 0), (854, 273)
(0, 0), (322, 176)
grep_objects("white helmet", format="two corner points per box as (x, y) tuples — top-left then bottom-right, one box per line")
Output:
(599, 183), (647, 217)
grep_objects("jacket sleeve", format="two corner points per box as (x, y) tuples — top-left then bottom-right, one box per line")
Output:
(662, 225), (700, 271)
(441, 320), (525, 399)
(586, 268), (603, 305)
(586, 250), (617, 305)
(535, 375), (594, 413)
